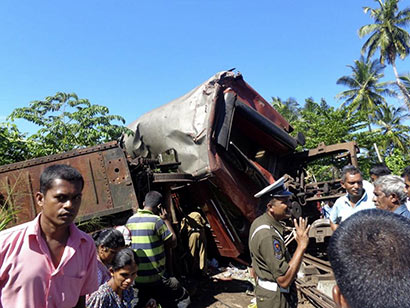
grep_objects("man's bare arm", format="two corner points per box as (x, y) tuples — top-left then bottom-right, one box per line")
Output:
(330, 221), (338, 231)
(276, 218), (310, 289)
(161, 208), (177, 249)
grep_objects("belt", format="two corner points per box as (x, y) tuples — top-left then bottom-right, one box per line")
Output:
(258, 278), (289, 293)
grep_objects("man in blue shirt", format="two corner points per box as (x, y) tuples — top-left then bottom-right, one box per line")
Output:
(330, 165), (375, 231)
(401, 166), (410, 210)
(373, 175), (410, 219)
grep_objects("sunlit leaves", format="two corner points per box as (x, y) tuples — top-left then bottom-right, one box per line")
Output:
(7, 92), (133, 158)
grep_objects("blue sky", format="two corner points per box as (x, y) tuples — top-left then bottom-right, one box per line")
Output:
(1, 0), (409, 134)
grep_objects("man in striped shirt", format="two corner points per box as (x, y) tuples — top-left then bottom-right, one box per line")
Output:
(127, 191), (189, 308)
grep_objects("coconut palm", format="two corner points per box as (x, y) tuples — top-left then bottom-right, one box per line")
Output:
(271, 97), (301, 124)
(374, 103), (410, 153)
(358, 0), (410, 108)
(336, 57), (395, 130)
(400, 73), (410, 92)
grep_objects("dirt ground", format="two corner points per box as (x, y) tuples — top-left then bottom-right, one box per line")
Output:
(189, 278), (255, 308)
(189, 278), (315, 308)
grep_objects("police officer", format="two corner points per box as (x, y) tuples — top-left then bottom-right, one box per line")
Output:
(249, 177), (310, 308)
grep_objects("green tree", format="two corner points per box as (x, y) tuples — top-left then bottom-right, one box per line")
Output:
(0, 123), (31, 165)
(336, 57), (395, 130)
(293, 98), (366, 149)
(292, 99), (369, 181)
(271, 97), (301, 123)
(399, 73), (410, 91)
(373, 103), (410, 153)
(384, 148), (410, 174)
(359, 0), (410, 108)
(8, 92), (132, 158)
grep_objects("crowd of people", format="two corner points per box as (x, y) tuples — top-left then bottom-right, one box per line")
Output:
(249, 163), (410, 308)
(0, 162), (409, 308)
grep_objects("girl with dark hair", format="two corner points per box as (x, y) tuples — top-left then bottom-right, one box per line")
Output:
(92, 229), (126, 285)
(86, 248), (156, 308)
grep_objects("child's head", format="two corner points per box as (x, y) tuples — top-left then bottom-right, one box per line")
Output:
(92, 228), (125, 264)
(109, 248), (139, 290)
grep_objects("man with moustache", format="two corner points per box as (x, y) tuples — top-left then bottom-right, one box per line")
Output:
(373, 175), (410, 219)
(330, 165), (375, 231)
(0, 164), (98, 308)
(249, 177), (310, 308)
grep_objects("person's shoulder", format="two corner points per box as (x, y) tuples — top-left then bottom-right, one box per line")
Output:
(0, 220), (35, 254)
(127, 210), (159, 222)
(70, 224), (95, 247)
(250, 213), (266, 227)
(334, 195), (347, 206)
(397, 205), (410, 219)
(126, 212), (140, 222)
(403, 210), (410, 219)
(86, 283), (112, 306)
(0, 220), (33, 241)
(363, 180), (374, 191)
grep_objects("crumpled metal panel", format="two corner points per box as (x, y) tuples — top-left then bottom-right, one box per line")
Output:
(123, 72), (225, 177)
(123, 71), (295, 179)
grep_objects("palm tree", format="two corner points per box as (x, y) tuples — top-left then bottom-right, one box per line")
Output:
(374, 103), (410, 153)
(271, 97), (301, 124)
(400, 73), (410, 92)
(358, 0), (410, 108)
(336, 57), (395, 130)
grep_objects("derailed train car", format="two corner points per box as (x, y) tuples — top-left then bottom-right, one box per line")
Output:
(122, 71), (303, 260)
(0, 71), (359, 263)
(121, 71), (358, 261)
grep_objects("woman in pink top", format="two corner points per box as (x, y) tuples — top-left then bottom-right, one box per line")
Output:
(92, 229), (126, 285)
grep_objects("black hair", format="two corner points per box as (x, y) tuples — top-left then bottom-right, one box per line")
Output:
(370, 163), (391, 177)
(401, 166), (410, 178)
(144, 191), (162, 208)
(40, 164), (84, 194)
(328, 209), (410, 308)
(341, 165), (361, 182)
(92, 228), (125, 249)
(111, 247), (139, 271)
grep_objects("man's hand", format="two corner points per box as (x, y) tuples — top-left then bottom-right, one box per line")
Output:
(145, 298), (157, 308)
(293, 217), (310, 250)
(159, 207), (169, 221)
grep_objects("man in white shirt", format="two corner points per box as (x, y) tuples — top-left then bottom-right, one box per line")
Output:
(401, 166), (410, 211)
(330, 165), (375, 231)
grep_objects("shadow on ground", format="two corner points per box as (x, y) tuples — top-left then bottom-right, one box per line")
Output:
(188, 278), (254, 308)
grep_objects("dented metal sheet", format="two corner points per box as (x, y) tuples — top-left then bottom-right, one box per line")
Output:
(123, 71), (297, 180)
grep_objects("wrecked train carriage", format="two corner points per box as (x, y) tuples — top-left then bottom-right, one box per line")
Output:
(0, 71), (300, 262)
(0, 142), (138, 228)
(0, 71), (359, 262)
(122, 71), (303, 260)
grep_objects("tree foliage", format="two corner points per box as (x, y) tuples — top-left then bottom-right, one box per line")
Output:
(384, 148), (410, 175)
(292, 98), (366, 149)
(0, 123), (31, 165)
(271, 97), (301, 123)
(336, 57), (395, 126)
(359, 0), (410, 107)
(373, 103), (410, 153)
(8, 92), (133, 158)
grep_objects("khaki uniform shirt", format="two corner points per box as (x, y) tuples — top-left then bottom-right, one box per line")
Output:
(249, 212), (297, 308)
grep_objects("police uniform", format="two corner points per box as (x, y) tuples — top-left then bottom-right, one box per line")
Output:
(249, 177), (298, 308)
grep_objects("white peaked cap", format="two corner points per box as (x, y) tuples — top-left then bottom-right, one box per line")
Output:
(254, 176), (292, 198)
